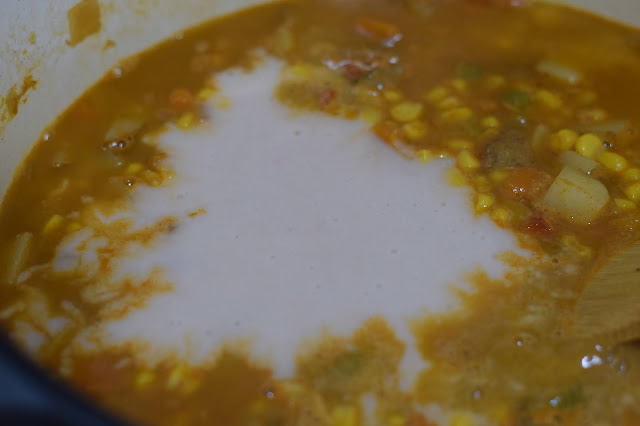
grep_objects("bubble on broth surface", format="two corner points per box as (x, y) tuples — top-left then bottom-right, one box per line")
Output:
(53, 58), (522, 381)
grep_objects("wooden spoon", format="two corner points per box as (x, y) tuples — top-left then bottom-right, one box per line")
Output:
(573, 241), (640, 343)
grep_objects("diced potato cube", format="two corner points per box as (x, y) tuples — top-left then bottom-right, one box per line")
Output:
(542, 166), (609, 224)
(558, 151), (598, 173)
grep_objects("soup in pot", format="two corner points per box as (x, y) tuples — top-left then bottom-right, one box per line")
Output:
(2, 0), (640, 425)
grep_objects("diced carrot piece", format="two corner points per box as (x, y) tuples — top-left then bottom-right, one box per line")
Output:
(319, 88), (337, 107)
(522, 215), (553, 236)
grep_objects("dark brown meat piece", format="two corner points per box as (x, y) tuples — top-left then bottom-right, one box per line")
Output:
(483, 129), (534, 169)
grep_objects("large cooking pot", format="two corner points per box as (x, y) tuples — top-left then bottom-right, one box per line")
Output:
(0, 1), (638, 425)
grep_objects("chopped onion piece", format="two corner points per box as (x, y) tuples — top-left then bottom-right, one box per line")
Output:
(542, 166), (609, 224)
(4, 232), (33, 285)
(531, 124), (550, 152)
(536, 60), (581, 85)
(104, 117), (144, 141)
(573, 120), (630, 135)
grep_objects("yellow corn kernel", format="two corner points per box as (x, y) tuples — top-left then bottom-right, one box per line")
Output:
(562, 235), (592, 257)
(457, 150), (480, 169)
(535, 89), (563, 109)
(450, 412), (473, 426)
(66, 222), (82, 233)
(491, 404), (512, 425)
(289, 63), (312, 77)
(475, 176), (491, 192)
(624, 168), (640, 181)
(485, 74), (506, 90)
(384, 90), (403, 103)
(141, 170), (162, 187)
(196, 87), (215, 101)
(441, 107), (473, 123)
(450, 78), (467, 91)
(597, 151), (628, 172)
(437, 96), (461, 110)
(331, 405), (357, 426)
(416, 149), (433, 163)
(476, 194), (494, 213)
(446, 167), (467, 187)
(491, 207), (511, 223)
(390, 102), (423, 122)
(481, 116), (500, 129)
(447, 138), (473, 151)
(615, 198), (636, 211)
(387, 415), (407, 426)
(575, 133), (604, 159)
(43, 215), (64, 235)
(176, 113), (195, 129)
(361, 107), (382, 125)
(624, 182), (640, 202)
(549, 129), (578, 153)
(489, 170), (508, 182)
(167, 365), (187, 390)
(182, 377), (200, 395)
(135, 370), (154, 389)
(402, 121), (427, 140)
(126, 162), (144, 174)
(425, 86), (448, 103)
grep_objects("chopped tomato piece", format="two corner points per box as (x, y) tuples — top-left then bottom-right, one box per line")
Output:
(522, 215), (553, 236)
(168, 88), (194, 111)
(319, 88), (337, 106)
(342, 62), (368, 82)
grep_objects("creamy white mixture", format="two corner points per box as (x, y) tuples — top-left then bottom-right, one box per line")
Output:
(46, 59), (521, 382)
